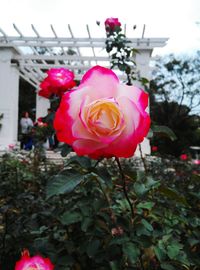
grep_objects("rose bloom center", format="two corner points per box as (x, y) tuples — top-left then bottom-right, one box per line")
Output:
(83, 99), (125, 137)
(55, 72), (65, 82)
(25, 264), (44, 270)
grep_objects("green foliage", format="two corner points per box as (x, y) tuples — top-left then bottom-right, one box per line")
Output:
(151, 125), (177, 142)
(150, 53), (200, 156)
(0, 149), (200, 269)
(46, 170), (87, 198)
(32, 124), (53, 143)
(150, 100), (200, 156)
(151, 53), (200, 114)
(105, 25), (142, 86)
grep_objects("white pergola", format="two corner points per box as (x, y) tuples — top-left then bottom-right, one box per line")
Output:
(0, 23), (168, 152)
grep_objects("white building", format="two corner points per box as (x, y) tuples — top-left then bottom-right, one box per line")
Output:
(0, 24), (168, 153)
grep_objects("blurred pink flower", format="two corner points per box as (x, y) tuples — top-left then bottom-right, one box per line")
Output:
(111, 226), (124, 236)
(15, 249), (54, 270)
(193, 159), (200, 165)
(8, 144), (15, 150)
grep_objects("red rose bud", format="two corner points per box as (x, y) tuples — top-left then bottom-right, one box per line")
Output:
(105, 18), (121, 31)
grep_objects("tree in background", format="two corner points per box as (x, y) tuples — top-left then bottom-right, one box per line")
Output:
(150, 52), (200, 156)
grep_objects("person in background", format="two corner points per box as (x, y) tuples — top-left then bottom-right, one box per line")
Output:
(20, 111), (34, 150)
(42, 108), (55, 150)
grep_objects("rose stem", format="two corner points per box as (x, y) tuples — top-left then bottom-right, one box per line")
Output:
(115, 157), (134, 221)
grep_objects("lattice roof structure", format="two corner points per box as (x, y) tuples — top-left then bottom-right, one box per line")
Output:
(0, 24), (168, 89)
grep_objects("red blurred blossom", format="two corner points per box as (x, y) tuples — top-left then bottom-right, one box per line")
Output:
(34, 117), (48, 127)
(105, 18), (121, 32)
(37, 117), (43, 122)
(15, 249), (54, 270)
(38, 68), (76, 98)
(151, 146), (158, 152)
(180, 154), (188, 161)
(38, 122), (48, 127)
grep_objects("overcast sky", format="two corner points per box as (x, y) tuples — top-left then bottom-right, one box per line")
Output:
(0, 0), (200, 56)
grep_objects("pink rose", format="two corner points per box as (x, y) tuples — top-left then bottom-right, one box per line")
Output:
(8, 144), (15, 150)
(39, 68), (76, 98)
(105, 17), (121, 31)
(15, 249), (54, 270)
(193, 159), (200, 165)
(54, 66), (150, 159)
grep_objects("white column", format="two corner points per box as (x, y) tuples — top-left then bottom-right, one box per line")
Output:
(36, 95), (50, 119)
(0, 48), (20, 150)
(134, 49), (152, 156)
(135, 49), (152, 81)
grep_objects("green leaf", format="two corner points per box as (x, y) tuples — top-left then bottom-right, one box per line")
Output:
(132, 48), (139, 55)
(140, 77), (149, 84)
(137, 201), (155, 210)
(60, 143), (72, 157)
(147, 128), (154, 138)
(110, 236), (129, 246)
(86, 239), (100, 257)
(96, 219), (110, 233)
(46, 171), (85, 198)
(152, 125), (177, 141)
(141, 219), (153, 231)
(167, 243), (183, 259)
(58, 255), (74, 266)
(66, 156), (91, 169)
(123, 167), (137, 180)
(134, 182), (148, 196)
(161, 262), (176, 270)
(93, 167), (112, 183)
(81, 217), (92, 232)
(122, 242), (140, 264)
(60, 211), (82, 225)
(146, 176), (160, 188)
(154, 246), (166, 262)
(188, 238), (200, 246)
(159, 186), (188, 206)
(136, 224), (151, 236)
(136, 170), (146, 182)
(109, 261), (120, 270)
